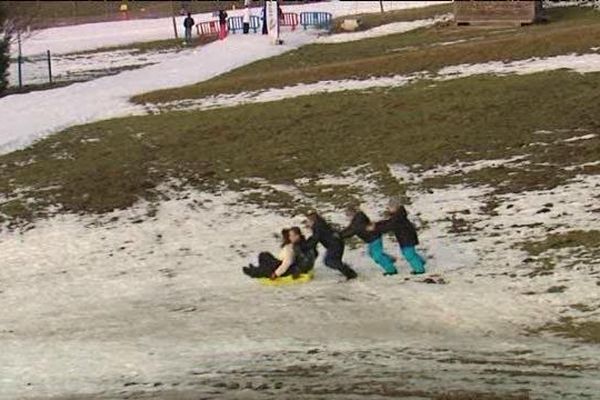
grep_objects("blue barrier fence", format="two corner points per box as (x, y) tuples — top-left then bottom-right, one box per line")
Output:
(299, 11), (332, 30)
(228, 15), (262, 33)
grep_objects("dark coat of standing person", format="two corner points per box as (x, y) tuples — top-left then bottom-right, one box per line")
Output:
(261, 2), (268, 34)
(305, 212), (357, 280)
(218, 9), (228, 40)
(183, 13), (195, 44)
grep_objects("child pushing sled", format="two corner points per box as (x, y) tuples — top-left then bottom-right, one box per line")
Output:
(371, 199), (426, 275)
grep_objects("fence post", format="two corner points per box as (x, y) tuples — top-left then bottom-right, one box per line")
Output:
(47, 50), (52, 84)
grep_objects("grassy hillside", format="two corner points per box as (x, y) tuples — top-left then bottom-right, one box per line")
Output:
(1, 70), (599, 223)
(133, 7), (600, 104)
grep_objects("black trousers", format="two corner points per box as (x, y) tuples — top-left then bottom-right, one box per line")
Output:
(244, 252), (298, 278)
(324, 243), (357, 279)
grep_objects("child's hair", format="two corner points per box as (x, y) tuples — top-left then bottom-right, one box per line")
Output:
(388, 198), (408, 217)
(306, 211), (319, 222)
(388, 197), (402, 210)
(280, 228), (291, 247)
(345, 204), (359, 216)
(290, 226), (306, 241)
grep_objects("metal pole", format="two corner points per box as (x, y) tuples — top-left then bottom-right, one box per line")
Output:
(171, 1), (179, 39)
(379, 0), (384, 13)
(47, 50), (52, 84)
(17, 31), (23, 89)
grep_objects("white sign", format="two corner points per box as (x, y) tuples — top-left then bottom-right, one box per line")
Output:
(266, 0), (280, 45)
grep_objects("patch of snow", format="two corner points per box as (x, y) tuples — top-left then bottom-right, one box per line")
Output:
(564, 160), (600, 171)
(0, 33), (316, 155)
(8, 48), (182, 88)
(563, 133), (597, 142)
(2, 172), (600, 398)
(147, 53), (600, 116)
(146, 73), (425, 114)
(316, 15), (451, 44)
(437, 53), (600, 78)
(388, 156), (530, 184)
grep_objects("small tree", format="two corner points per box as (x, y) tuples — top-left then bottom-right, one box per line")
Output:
(0, 4), (11, 95)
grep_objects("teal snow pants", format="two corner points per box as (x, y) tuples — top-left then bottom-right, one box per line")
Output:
(367, 238), (398, 275)
(400, 246), (426, 274)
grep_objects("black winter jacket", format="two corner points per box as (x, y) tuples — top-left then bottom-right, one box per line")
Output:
(340, 211), (380, 243)
(375, 206), (419, 247)
(184, 16), (195, 29)
(294, 239), (318, 273)
(306, 215), (343, 250)
(219, 10), (228, 24)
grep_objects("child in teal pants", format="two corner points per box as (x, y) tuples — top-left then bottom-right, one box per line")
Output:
(374, 199), (426, 274)
(340, 206), (398, 275)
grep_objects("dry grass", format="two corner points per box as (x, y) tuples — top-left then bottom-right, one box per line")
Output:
(133, 7), (600, 104)
(1, 70), (599, 224)
(331, 3), (453, 33)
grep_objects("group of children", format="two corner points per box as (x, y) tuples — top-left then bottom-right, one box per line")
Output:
(242, 199), (427, 281)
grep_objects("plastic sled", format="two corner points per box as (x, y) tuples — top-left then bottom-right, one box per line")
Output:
(258, 270), (314, 286)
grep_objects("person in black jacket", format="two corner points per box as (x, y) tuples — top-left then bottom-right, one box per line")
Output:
(183, 13), (195, 44)
(305, 212), (357, 280)
(373, 199), (426, 274)
(261, 2), (268, 34)
(218, 9), (228, 40)
(340, 205), (398, 276)
(290, 226), (318, 275)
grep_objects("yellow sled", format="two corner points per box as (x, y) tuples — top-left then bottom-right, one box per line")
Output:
(258, 270), (314, 286)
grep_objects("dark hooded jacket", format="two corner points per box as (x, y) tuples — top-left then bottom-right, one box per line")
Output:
(375, 206), (419, 247)
(306, 215), (343, 250)
(294, 238), (318, 273)
(218, 10), (228, 24)
(184, 16), (195, 29)
(340, 211), (380, 243)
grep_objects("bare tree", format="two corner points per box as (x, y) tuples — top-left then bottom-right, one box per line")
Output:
(0, 4), (11, 94)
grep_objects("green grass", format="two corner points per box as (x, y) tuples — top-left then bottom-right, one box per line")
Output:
(330, 3), (453, 33)
(1, 70), (599, 223)
(67, 36), (216, 57)
(520, 230), (600, 257)
(532, 317), (600, 344)
(133, 7), (600, 105)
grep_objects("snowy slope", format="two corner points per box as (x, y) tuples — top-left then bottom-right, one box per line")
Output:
(16, 1), (449, 56)
(0, 32), (315, 154)
(1, 168), (599, 399)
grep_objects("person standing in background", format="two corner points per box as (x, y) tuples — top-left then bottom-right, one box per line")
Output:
(243, 6), (251, 34)
(261, 1), (268, 34)
(218, 9), (228, 40)
(183, 12), (195, 45)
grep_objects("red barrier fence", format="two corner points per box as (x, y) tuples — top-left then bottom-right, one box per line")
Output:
(196, 20), (220, 36)
(281, 12), (299, 30)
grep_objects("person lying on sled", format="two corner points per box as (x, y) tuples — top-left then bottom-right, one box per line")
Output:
(243, 227), (315, 279)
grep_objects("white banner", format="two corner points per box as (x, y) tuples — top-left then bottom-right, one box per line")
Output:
(266, 0), (280, 45)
